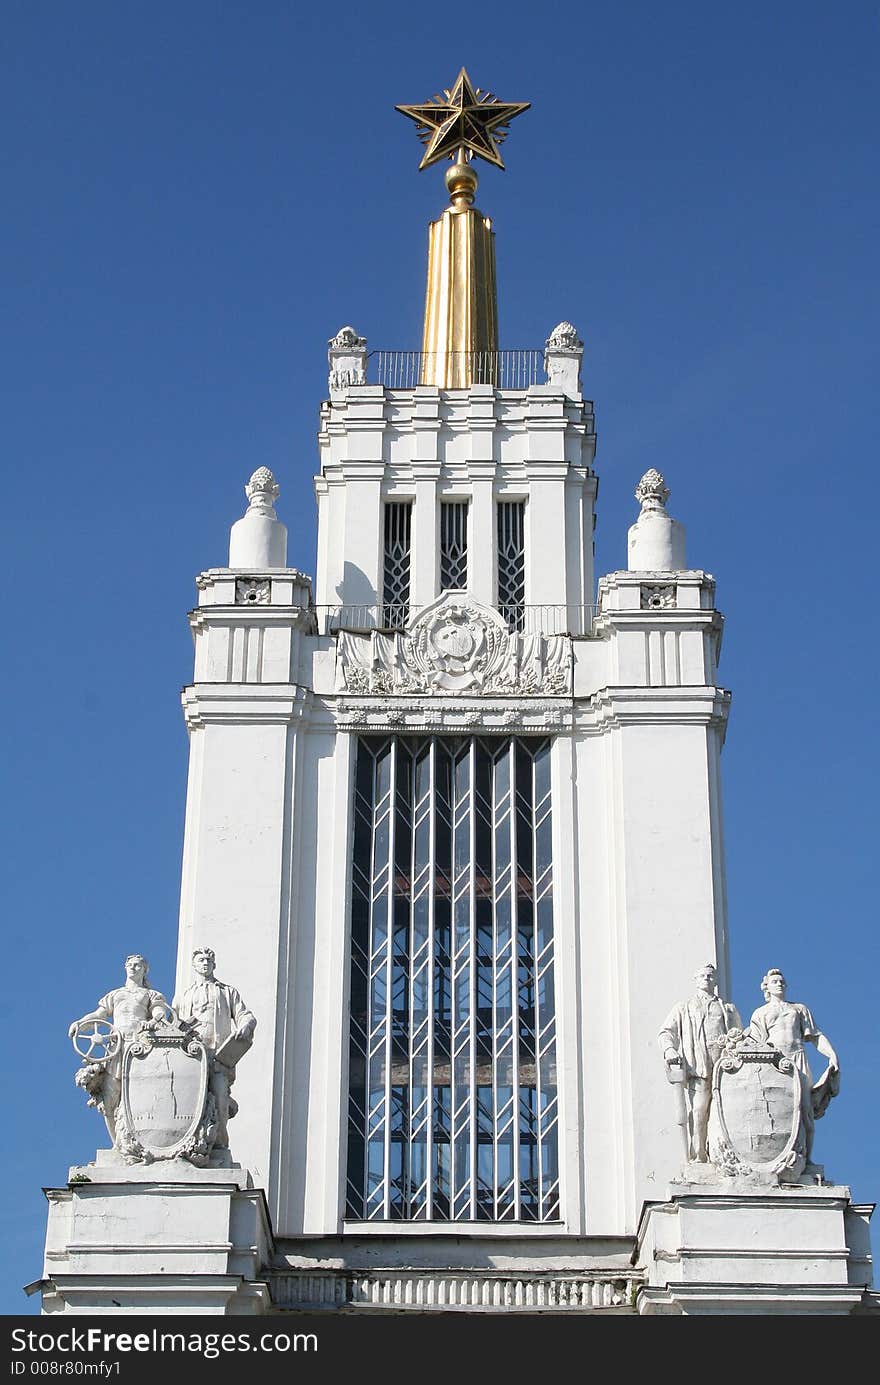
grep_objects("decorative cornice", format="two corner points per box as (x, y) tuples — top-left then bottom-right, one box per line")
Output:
(592, 609), (724, 633)
(181, 685), (311, 730)
(38, 1276), (274, 1314)
(320, 456), (595, 491)
(589, 686), (731, 734)
(637, 1284), (868, 1314)
(598, 568), (715, 590)
(196, 566), (313, 589)
(320, 392), (595, 432)
(188, 607), (317, 633)
(180, 685), (730, 736)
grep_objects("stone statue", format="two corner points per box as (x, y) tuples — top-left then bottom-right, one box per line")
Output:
(748, 968), (839, 1167)
(68, 954), (169, 1145)
(69, 949), (258, 1167)
(173, 947), (256, 1151)
(327, 324), (367, 391)
(659, 963), (742, 1163)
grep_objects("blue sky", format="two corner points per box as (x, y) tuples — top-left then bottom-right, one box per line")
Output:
(3, 2), (878, 1312)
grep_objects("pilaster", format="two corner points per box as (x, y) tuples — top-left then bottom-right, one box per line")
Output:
(342, 471), (383, 608)
(469, 468), (496, 606)
(412, 467), (439, 606)
(571, 567), (732, 1231)
(177, 567), (314, 1210)
(526, 469), (569, 607)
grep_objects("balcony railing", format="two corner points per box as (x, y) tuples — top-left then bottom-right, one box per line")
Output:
(369, 349), (544, 390)
(314, 604), (597, 637)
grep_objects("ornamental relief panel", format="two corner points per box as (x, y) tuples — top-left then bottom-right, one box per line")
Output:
(336, 699), (570, 733)
(335, 594), (572, 697)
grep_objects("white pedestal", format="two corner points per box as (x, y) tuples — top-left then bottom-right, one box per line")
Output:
(36, 1155), (274, 1315)
(636, 1181), (879, 1315)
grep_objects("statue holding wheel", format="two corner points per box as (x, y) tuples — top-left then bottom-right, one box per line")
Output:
(68, 948), (257, 1166)
(68, 954), (169, 1149)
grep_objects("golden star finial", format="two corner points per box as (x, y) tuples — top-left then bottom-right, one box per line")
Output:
(396, 67), (530, 172)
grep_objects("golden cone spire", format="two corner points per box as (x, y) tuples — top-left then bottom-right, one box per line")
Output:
(396, 69), (529, 387)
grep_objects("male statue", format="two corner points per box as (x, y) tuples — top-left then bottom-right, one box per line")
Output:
(659, 962), (742, 1163)
(68, 954), (169, 1144)
(174, 947), (256, 1151)
(748, 967), (839, 1167)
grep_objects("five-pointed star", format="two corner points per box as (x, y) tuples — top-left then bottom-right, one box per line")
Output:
(396, 68), (530, 171)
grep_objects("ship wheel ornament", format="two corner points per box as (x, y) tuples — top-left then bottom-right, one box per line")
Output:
(396, 67), (529, 171)
(71, 1019), (121, 1063)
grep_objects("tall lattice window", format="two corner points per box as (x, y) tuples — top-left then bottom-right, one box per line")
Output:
(347, 736), (559, 1223)
(383, 502), (412, 629)
(440, 502), (468, 590)
(497, 501), (525, 632)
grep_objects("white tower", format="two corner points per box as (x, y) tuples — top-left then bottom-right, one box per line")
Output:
(39, 70), (876, 1317)
(171, 71), (732, 1281)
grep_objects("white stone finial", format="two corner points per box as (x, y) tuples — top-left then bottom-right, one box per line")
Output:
(543, 321), (583, 397)
(330, 325), (365, 350)
(229, 467), (288, 569)
(245, 466), (280, 515)
(328, 325), (367, 393)
(627, 469), (686, 572)
(635, 468), (670, 512)
(546, 321), (582, 351)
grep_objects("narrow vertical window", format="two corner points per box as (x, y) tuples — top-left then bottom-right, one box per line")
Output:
(440, 502), (468, 591)
(346, 736), (559, 1224)
(383, 502), (412, 629)
(497, 501), (525, 631)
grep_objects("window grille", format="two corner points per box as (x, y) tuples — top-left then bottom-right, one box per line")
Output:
(383, 502), (412, 629)
(440, 502), (468, 591)
(346, 736), (559, 1223)
(497, 501), (525, 632)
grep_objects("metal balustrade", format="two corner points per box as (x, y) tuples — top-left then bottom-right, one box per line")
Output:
(313, 604), (597, 637)
(369, 349), (545, 390)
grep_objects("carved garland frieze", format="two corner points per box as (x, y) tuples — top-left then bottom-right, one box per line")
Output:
(337, 699), (570, 734)
(336, 595), (572, 697)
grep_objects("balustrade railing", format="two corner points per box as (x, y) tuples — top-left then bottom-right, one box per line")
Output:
(369, 349), (544, 390)
(314, 603), (597, 637)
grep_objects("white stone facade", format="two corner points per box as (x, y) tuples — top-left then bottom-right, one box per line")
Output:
(314, 382), (597, 625)
(171, 366), (730, 1247)
(40, 348), (877, 1316)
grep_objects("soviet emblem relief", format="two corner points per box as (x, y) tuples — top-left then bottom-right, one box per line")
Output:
(410, 599), (507, 691)
(336, 593), (571, 697)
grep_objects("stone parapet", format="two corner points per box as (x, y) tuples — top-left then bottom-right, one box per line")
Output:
(269, 1269), (638, 1313)
(636, 1184), (879, 1315)
(37, 1163), (273, 1315)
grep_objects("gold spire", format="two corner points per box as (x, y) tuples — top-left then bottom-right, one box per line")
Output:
(397, 69), (529, 387)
